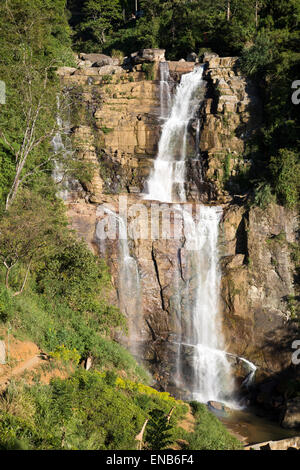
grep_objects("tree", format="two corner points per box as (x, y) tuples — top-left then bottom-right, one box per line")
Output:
(0, 0), (74, 209)
(76, 0), (123, 50)
(0, 189), (68, 295)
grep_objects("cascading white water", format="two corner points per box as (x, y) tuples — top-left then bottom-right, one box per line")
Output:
(177, 205), (236, 404)
(144, 65), (204, 203)
(143, 63), (248, 405)
(159, 62), (172, 120)
(99, 208), (142, 357)
(52, 96), (73, 201)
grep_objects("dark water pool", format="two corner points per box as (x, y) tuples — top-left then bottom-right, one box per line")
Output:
(218, 408), (299, 445)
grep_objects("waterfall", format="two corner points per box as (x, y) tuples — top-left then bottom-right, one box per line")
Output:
(144, 65), (204, 203)
(97, 208), (142, 357)
(159, 62), (172, 119)
(52, 96), (73, 201)
(142, 64), (245, 405)
(239, 356), (257, 388)
(176, 205), (236, 405)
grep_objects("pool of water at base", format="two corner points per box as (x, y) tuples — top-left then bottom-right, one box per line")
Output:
(216, 407), (299, 445)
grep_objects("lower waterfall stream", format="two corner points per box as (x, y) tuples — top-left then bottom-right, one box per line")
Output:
(144, 63), (255, 407)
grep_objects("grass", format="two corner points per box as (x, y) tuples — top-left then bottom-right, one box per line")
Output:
(0, 370), (241, 450)
(0, 281), (148, 384)
(178, 402), (242, 450)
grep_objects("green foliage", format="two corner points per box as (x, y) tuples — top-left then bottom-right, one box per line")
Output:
(269, 149), (300, 209)
(0, 370), (184, 450)
(0, 277), (146, 380)
(145, 408), (173, 450)
(0, 1), (75, 208)
(49, 345), (81, 365)
(141, 63), (155, 80)
(0, 189), (68, 293)
(253, 181), (275, 209)
(101, 74), (113, 83)
(185, 402), (242, 450)
(223, 153), (232, 181)
(71, 0), (123, 52)
(0, 371), (145, 449)
(35, 236), (113, 318)
(286, 295), (299, 320)
(100, 126), (114, 134)
(240, 32), (275, 77)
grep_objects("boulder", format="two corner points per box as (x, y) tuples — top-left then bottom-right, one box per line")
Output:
(168, 61), (195, 75)
(281, 397), (300, 429)
(74, 65), (123, 77)
(81, 53), (119, 67)
(207, 401), (231, 416)
(98, 65), (123, 76)
(56, 66), (76, 77)
(245, 436), (300, 450)
(223, 254), (245, 269)
(85, 356), (92, 370)
(203, 52), (219, 62)
(131, 49), (165, 64)
(205, 56), (239, 69)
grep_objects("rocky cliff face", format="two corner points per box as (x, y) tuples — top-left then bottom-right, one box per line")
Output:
(57, 51), (299, 404)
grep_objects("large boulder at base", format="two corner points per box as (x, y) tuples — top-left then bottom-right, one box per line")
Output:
(281, 397), (300, 429)
(207, 401), (231, 416)
(80, 53), (120, 67)
(131, 48), (165, 64)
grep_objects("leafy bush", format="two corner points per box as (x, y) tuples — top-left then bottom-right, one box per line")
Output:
(49, 345), (81, 365)
(253, 181), (275, 209)
(141, 63), (155, 80)
(269, 149), (300, 209)
(145, 408), (173, 450)
(0, 370), (182, 450)
(240, 33), (275, 77)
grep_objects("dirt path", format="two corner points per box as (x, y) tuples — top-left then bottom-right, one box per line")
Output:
(178, 405), (196, 433)
(0, 354), (43, 390)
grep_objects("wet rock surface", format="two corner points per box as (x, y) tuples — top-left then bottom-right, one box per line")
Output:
(58, 53), (299, 423)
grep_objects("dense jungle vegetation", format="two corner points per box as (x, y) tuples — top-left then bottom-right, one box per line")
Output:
(0, 0), (299, 450)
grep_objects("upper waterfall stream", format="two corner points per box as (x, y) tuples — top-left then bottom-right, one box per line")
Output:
(144, 64), (204, 203)
(143, 63), (252, 406)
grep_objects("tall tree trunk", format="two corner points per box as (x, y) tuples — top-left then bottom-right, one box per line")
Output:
(227, 0), (231, 21)
(5, 266), (11, 290)
(13, 259), (32, 297)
